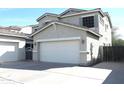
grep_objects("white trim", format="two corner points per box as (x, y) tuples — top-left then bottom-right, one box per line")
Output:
(0, 33), (27, 38)
(0, 38), (21, 43)
(36, 37), (81, 42)
(53, 23), (56, 31)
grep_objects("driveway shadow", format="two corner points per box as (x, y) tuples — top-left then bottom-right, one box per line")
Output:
(93, 62), (124, 84)
(103, 69), (124, 84)
(0, 61), (77, 71)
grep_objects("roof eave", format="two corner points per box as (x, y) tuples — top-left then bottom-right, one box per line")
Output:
(0, 33), (28, 39)
(54, 22), (102, 37)
(60, 10), (105, 18)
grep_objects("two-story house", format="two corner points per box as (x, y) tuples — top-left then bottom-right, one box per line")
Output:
(31, 8), (112, 65)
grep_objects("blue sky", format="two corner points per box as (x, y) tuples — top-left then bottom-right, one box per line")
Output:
(0, 8), (123, 27)
(0, 8), (67, 26)
(0, 8), (124, 39)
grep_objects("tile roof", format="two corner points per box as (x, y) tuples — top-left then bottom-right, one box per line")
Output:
(0, 26), (27, 38)
(0, 26), (21, 31)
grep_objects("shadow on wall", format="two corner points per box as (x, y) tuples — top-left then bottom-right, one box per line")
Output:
(0, 51), (17, 62)
(0, 41), (26, 62)
(0, 43), (17, 62)
(85, 46), (103, 66)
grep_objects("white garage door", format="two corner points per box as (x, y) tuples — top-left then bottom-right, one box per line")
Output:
(40, 40), (80, 64)
(0, 42), (18, 62)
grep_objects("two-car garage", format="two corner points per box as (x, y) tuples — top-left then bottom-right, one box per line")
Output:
(32, 22), (100, 64)
(32, 22), (88, 64)
(39, 39), (81, 64)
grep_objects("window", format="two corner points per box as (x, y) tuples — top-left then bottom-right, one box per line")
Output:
(83, 16), (94, 28)
(100, 17), (104, 25)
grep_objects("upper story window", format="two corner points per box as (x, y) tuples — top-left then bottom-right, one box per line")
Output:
(82, 16), (94, 28)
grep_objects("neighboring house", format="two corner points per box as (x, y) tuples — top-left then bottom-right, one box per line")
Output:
(31, 8), (112, 65)
(0, 26), (27, 62)
(20, 26), (34, 34)
(0, 25), (34, 62)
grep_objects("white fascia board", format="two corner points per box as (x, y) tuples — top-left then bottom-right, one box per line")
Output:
(0, 38), (20, 43)
(36, 37), (81, 42)
(0, 33), (27, 38)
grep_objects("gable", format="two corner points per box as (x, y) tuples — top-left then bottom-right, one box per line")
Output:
(33, 23), (86, 42)
(32, 21), (101, 37)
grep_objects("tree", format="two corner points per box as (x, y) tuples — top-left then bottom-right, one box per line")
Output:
(112, 27), (124, 46)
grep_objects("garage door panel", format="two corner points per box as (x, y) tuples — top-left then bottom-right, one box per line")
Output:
(0, 42), (18, 62)
(40, 40), (80, 64)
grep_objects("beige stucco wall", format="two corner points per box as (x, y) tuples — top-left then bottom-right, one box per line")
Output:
(33, 24), (87, 64)
(60, 13), (99, 33)
(98, 15), (112, 46)
(60, 15), (81, 26)
(0, 35), (26, 61)
(86, 33), (99, 63)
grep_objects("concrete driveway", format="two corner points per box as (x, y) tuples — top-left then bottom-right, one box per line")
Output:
(0, 61), (112, 84)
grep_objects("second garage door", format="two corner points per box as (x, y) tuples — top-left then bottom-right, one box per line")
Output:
(0, 42), (18, 62)
(40, 40), (80, 64)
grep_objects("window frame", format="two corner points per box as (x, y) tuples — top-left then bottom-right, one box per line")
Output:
(82, 16), (95, 28)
